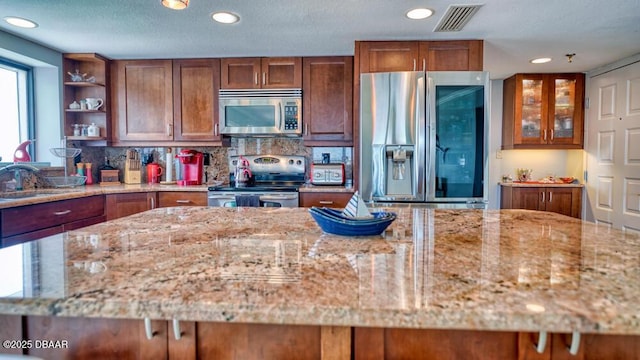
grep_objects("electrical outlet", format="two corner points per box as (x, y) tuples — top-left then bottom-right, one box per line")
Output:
(203, 153), (211, 166)
(496, 150), (503, 159)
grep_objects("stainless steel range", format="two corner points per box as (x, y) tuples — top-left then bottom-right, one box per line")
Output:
(207, 155), (306, 207)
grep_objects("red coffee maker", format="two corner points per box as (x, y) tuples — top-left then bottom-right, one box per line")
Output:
(176, 149), (204, 186)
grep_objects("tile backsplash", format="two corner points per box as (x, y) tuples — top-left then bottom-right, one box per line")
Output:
(73, 138), (352, 185)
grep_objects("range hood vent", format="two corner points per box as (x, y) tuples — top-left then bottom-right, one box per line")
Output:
(434, 4), (483, 32)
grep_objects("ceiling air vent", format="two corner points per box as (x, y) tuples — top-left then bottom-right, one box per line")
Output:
(433, 4), (483, 32)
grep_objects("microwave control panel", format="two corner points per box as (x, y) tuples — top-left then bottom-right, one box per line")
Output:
(284, 102), (300, 131)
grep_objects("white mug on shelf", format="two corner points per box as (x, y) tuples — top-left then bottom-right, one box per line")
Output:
(85, 97), (104, 110)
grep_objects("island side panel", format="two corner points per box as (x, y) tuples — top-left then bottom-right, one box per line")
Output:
(0, 315), (22, 355)
(196, 322), (321, 360)
(24, 316), (168, 360)
(354, 327), (519, 360)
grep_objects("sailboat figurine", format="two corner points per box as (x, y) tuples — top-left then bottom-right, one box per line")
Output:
(341, 191), (373, 219)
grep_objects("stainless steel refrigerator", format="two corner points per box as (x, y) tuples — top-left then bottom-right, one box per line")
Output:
(359, 71), (489, 208)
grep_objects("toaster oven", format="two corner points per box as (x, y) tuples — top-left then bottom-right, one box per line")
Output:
(311, 163), (345, 185)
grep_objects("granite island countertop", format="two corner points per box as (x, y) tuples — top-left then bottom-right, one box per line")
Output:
(0, 207), (638, 335)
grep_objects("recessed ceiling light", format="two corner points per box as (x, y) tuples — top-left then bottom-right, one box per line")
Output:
(406, 8), (433, 20)
(212, 12), (239, 24)
(530, 57), (552, 64)
(4, 16), (38, 29)
(161, 0), (189, 10)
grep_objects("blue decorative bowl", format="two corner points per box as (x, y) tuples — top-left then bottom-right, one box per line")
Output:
(308, 208), (396, 236)
(314, 207), (394, 223)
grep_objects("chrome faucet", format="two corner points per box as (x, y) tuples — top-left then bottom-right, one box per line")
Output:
(0, 163), (40, 191)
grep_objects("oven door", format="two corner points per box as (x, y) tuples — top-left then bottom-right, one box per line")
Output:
(208, 192), (299, 207)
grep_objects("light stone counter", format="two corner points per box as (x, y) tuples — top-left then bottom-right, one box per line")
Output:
(500, 182), (584, 188)
(0, 184), (209, 209)
(0, 207), (638, 335)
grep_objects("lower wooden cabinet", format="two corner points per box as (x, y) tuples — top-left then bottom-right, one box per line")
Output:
(500, 186), (582, 219)
(105, 192), (157, 220)
(4, 315), (639, 360)
(0, 195), (105, 247)
(299, 191), (354, 208)
(158, 191), (207, 207)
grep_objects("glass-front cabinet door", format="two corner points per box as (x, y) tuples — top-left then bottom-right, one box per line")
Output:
(549, 75), (583, 146)
(503, 73), (584, 149)
(519, 75), (545, 142)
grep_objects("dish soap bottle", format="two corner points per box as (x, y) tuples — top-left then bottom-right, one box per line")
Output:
(85, 163), (94, 185)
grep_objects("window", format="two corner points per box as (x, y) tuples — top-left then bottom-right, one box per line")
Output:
(0, 58), (34, 162)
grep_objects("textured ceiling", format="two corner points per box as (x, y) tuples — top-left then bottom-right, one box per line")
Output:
(1, 0), (639, 79)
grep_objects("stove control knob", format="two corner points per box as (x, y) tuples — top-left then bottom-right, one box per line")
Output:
(289, 159), (294, 165)
(296, 160), (302, 165)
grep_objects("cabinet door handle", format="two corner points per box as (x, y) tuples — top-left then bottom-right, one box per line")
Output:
(150, 196), (155, 209)
(534, 331), (548, 354)
(144, 318), (155, 340)
(568, 331), (581, 356)
(541, 192), (545, 203)
(254, 72), (259, 85)
(214, 123), (218, 136)
(53, 210), (71, 216)
(172, 319), (182, 340)
(262, 72), (266, 85)
(412, 59), (416, 71)
(167, 124), (173, 137)
(175, 200), (191, 204)
(422, 58), (426, 72)
(543, 129), (547, 141)
(319, 200), (334, 205)
(548, 191), (553, 203)
(550, 129), (554, 140)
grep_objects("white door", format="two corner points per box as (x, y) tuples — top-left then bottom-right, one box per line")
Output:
(586, 60), (640, 234)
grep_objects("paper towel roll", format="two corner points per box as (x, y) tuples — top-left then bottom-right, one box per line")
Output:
(165, 149), (173, 182)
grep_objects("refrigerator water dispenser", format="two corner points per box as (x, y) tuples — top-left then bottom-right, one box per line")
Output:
(385, 146), (413, 196)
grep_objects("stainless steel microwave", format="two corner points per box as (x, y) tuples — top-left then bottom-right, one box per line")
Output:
(219, 89), (302, 137)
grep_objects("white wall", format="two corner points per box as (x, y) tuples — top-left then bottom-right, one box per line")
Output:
(0, 30), (62, 165)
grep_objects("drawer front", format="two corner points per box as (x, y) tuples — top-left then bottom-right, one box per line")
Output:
(1, 195), (105, 238)
(299, 192), (353, 208)
(158, 192), (207, 207)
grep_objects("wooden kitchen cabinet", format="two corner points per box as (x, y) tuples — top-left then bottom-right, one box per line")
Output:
(112, 59), (174, 142)
(113, 59), (225, 144)
(500, 186), (582, 219)
(173, 58), (222, 141)
(158, 191), (207, 207)
(299, 191), (354, 208)
(0, 195), (105, 247)
(302, 56), (353, 146)
(220, 57), (302, 89)
(519, 332), (640, 360)
(63, 53), (111, 145)
(105, 192), (156, 220)
(24, 316), (168, 360)
(502, 73), (585, 149)
(356, 40), (483, 73)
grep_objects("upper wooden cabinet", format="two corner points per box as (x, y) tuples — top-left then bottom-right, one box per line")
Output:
(62, 53), (111, 145)
(357, 40), (483, 73)
(112, 59), (223, 144)
(221, 57), (302, 89)
(112, 60), (173, 142)
(302, 56), (353, 146)
(173, 59), (222, 141)
(502, 73), (585, 149)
